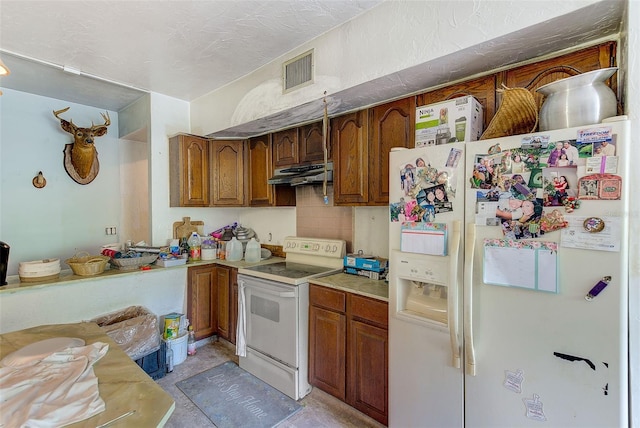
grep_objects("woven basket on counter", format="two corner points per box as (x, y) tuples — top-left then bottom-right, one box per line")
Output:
(109, 253), (158, 271)
(65, 252), (110, 276)
(480, 85), (538, 140)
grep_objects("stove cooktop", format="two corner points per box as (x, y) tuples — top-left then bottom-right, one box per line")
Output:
(238, 237), (346, 285)
(239, 261), (341, 285)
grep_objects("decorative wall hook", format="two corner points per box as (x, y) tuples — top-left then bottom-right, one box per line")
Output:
(32, 171), (47, 188)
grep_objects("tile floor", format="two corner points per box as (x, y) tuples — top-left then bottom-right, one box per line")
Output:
(156, 338), (386, 428)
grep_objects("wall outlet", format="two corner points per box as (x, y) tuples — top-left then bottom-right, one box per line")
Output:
(105, 226), (117, 235)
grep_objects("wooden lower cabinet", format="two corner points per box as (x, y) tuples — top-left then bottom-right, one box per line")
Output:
(187, 265), (217, 340)
(309, 284), (388, 425)
(187, 264), (238, 343)
(309, 305), (347, 400)
(230, 269), (238, 345)
(216, 266), (231, 341)
(348, 319), (388, 424)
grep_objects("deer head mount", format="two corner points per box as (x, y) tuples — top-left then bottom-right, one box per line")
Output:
(53, 107), (110, 185)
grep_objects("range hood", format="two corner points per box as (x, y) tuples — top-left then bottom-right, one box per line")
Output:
(268, 162), (333, 186)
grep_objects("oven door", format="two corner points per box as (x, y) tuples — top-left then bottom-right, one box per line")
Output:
(240, 274), (299, 368)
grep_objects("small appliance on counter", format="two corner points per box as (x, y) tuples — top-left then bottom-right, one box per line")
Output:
(0, 241), (9, 286)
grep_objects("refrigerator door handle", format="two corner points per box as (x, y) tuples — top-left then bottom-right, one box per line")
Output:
(464, 223), (477, 376)
(448, 220), (462, 369)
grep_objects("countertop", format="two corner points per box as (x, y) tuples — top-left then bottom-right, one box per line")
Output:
(2, 257), (389, 303)
(0, 322), (174, 427)
(1, 256), (284, 294)
(310, 273), (389, 302)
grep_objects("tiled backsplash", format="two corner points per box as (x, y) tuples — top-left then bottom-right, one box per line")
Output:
(295, 185), (354, 253)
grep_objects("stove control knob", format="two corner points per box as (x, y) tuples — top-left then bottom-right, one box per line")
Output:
(313, 244), (320, 251)
(332, 245), (338, 253)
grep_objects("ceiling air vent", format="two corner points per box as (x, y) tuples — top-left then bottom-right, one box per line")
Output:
(283, 49), (314, 93)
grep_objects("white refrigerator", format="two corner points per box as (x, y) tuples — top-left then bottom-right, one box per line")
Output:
(388, 119), (630, 427)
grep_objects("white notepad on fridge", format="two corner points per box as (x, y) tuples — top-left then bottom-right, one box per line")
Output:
(400, 222), (447, 256)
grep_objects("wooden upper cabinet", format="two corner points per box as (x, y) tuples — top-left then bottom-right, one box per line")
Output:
(211, 140), (244, 206)
(169, 134), (210, 207)
(299, 121), (330, 163)
(332, 111), (369, 206)
(368, 98), (416, 205)
(416, 74), (497, 133)
(248, 135), (295, 207)
(273, 128), (299, 168)
(248, 135), (273, 206)
(501, 41), (618, 114)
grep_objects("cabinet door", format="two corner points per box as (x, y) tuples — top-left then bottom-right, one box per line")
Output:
(273, 128), (299, 167)
(299, 121), (330, 163)
(248, 135), (273, 206)
(216, 266), (231, 341)
(187, 266), (217, 340)
(416, 74), (497, 133)
(212, 140), (245, 206)
(248, 135), (296, 207)
(502, 41), (618, 114)
(369, 98), (416, 205)
(230, 269), (238, 345)
(332, 111), (369, 205)
(309, 305), (347, 400)
(348, 319), (388, 425)
(169, 135), (210, 207)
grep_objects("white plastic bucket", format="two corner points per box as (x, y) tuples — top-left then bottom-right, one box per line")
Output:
(164, 333), (188, 365)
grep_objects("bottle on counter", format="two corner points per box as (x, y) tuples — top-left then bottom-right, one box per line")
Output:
(180, 237), (189, 259)
(187, 325), (196, 356)
(166, 344), (174, 373)
(217, 241), (226, 260)
(188, 232), (201, 261)
(225, 237), (243, 261)
(244, 237), (261, 263)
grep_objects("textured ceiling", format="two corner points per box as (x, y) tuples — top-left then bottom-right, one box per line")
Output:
(0, 0), (382, 111)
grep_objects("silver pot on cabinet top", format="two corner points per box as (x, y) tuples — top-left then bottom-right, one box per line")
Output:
(536, 67), (618, 131)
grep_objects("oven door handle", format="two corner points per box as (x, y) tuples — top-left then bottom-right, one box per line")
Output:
(246, 286), (296, 299)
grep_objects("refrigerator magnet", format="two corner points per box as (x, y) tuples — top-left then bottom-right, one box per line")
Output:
(585, 276), (611, 301)
(583, 217), (605, 233)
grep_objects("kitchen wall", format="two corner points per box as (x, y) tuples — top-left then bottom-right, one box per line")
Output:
(295, 185), (353, 250)
(0, 89), (122, 275)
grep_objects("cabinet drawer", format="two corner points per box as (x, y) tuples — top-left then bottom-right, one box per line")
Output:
(310, 284), (346, 313)
(349, 294), (388, 328)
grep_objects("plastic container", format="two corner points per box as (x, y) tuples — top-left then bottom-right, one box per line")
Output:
(201, 239), (217, 261)
(188, 232), (201, 261)
(163, 332), (188, 366)
(226, 237), (243, 261)
(135, 342), (166, 380)
(244, 238), (261, 263)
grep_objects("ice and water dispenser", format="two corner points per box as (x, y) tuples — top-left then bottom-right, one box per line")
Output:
(391, 250), (451, 327)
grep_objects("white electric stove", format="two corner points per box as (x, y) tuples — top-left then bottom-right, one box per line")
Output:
(236, 236), (346, 400)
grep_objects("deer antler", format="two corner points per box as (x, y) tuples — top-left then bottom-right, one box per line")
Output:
(53, 106), (71, 121)
(91, 111), (110, 130)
